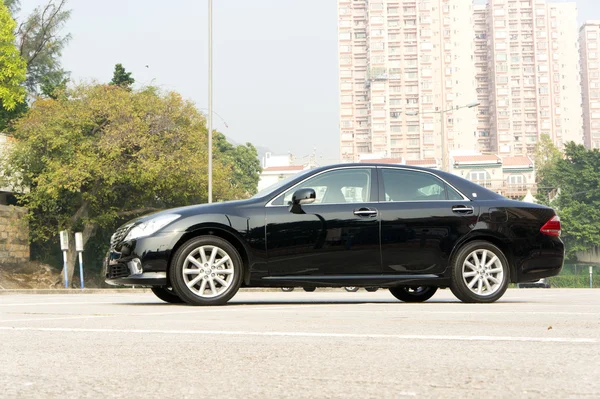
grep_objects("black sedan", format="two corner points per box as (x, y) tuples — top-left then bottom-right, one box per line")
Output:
(104, 163), (564, 305)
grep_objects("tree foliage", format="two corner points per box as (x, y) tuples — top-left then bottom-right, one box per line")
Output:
(1, 83), (260, 283)
(0, 1), (27, 111)
(110, 63), (134, 89)
(536, 142), (600, 260)
(11, 0), (71, 95)
(214, 132), (261, 196)
(533, 133), (562, 183)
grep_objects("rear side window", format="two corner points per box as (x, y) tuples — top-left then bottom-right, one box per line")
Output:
(381, 169), (464, 201)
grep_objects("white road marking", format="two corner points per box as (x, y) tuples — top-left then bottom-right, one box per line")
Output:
(0, 326), (596, 344)
(268, 309), (600, 316)
(0, 305), (329, 323)
(0, 301), (123, 307)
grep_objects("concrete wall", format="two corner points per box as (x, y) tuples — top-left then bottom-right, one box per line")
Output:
(577, 247), (600, 264)
(0, 205), (30, 270)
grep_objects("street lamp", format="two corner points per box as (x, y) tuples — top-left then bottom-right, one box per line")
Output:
(199, 108), (229, 128)
(406, 101), (480, 172)
(208, 0), (213, 203)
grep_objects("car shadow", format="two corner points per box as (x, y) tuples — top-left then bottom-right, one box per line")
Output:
(116, 299), (529, 306)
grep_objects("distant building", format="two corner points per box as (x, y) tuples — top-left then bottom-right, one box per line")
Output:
(337, 0), (478, 163)
(451, 154), (535, 199)
(474, 0), (583, 155)
(580, 21), (600, 150)
(0, 134), (14, 205)
(261, 152), (294, 169)
(257, 165), (308, 193)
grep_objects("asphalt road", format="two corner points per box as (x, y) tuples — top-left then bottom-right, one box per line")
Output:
(1, 288), (599, 398)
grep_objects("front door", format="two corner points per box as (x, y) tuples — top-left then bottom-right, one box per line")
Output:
(265, 167), (381, 276)
(377, 167), (479, 275)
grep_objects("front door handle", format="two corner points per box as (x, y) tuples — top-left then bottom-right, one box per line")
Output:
(452, 205), (474, 215)
(354, 208), (378, 217)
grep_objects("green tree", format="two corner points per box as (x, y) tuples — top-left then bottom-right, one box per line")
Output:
(214, 132), (262, 196)
(0, 1), (27, 112)
(110, 63), (135, 89)
(11, 0), (71, 95)
(533, 133), (562, 183)
(536, 142), (600, 260)
(1, 83), (253, 284)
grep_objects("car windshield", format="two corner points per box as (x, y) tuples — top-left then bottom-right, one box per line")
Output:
(251, 168), (314, 199)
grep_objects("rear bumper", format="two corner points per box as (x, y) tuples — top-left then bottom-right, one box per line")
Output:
(514, 238), (564, 282)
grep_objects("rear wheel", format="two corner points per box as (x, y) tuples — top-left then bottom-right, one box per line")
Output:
(151, 287), (184, 304)
(365, 287), (379, 292)
(344, 287), (359, 292)
(389, 286), (437, 302)
(281, 287), (295, 292)
(450, 240), (510, 303)
(169, 236), (243, 306)
(303, 287), (316, 292)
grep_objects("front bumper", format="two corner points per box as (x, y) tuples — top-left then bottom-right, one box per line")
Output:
(103, 231), (183, 287)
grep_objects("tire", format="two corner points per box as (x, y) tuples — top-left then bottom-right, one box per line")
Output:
(281, 287), (295, 292)
(344, 287), (359, 292)
(389, 286), (438, 302)
(169, 236), (243, 306)
(303, 287), (316, 292)
(450, 240), (510, 303)
(365, 287), (379, 292)
(151, 286), (185, 304)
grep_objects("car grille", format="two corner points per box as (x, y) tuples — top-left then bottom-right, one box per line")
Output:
(110, 224), (133, 247)
(107, 264), (130, 279)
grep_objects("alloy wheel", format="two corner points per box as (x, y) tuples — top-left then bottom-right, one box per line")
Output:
(181, 245), (235, 298)
(461, 249), (504, 297)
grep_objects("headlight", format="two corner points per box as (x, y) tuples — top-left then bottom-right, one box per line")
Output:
(124, 214), (181, 241)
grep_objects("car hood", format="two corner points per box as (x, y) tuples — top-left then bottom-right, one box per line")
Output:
(123, 198), (260, 226)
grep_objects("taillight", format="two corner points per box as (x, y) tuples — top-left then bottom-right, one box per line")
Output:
(540, 215), (561, 237)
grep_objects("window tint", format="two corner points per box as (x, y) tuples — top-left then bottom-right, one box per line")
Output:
(381, 169), (463, 201)
(273, 168), (372, 205)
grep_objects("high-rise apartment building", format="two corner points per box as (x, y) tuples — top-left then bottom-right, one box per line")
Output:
(580, 21), (600, 150)
(338, 0), (479, 164)
(475, 0), (583, 155)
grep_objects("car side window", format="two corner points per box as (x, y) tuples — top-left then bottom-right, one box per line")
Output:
(273, 168), (372, 205)
(381, 169), (462, 201)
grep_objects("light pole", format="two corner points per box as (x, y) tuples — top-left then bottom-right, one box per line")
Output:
(199, 108), (229, 128)
(208, 0), (213, 203)
(407, 101), (480, 172)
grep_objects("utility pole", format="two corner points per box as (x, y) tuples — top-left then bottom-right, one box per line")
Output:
(440, 109), (447, 172)
(407, 101), (480, 172)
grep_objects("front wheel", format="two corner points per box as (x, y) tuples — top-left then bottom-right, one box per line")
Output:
(389, 286), (437, 302)
(450, 241), (510, 303)
(169, 236), (243, 306)
(151, 287), (184, 304)
(344, 287), (359, 292)
(365, 287), (379, 292)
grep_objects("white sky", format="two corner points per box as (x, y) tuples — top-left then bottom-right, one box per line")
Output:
(17, 0), (600, 163)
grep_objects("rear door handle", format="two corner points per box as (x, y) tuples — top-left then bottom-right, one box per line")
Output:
(353, 207), (378, 217)
(452, 205), (474, 215)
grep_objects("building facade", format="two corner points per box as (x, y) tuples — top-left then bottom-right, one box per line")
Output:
(338, 0), (479, 163)
(475, 0), (583, 155)
(580, 21), (600, 150)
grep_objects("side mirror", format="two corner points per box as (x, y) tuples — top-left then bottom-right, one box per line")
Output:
(289, 188), (316, 214)
(292, 188), (316, 205)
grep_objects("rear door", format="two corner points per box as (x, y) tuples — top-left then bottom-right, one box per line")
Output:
(377, 167), (479, 275)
